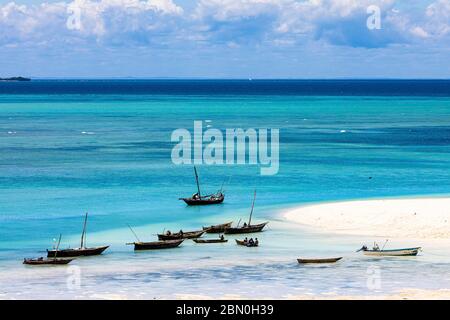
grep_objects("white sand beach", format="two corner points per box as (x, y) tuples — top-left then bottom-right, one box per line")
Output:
(283, 197), (450, 239)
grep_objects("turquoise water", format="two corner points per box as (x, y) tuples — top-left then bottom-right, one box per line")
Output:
(1, 87), (450, 298)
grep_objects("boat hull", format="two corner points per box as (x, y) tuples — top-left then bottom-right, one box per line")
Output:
(235, 239), (258, 247)
(47, 245), (109, 258)
(224, 222), (268, 234)
(362, 247), (421, 256)
(193, 239), (228, 244)
(181, 195), (224, 206)
(297, 257), (342, 264)
(133, 240), (183, 250)
(157, 231), (205, 240)
(203, 222), (232, 233)
(24, 258), (73, 265)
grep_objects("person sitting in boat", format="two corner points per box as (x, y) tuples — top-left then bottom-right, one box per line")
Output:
(254, 238), (259, 246)
(166, 230), (172, 235)
(192, 193), (200, 200)
(220, 234), (224, 241)
(244, 237), (248, 243)
(373, 243), (380, 251)
(179, 229), (183, 235)
(248, 238), (254, 246)
(243, 222), (248, 228)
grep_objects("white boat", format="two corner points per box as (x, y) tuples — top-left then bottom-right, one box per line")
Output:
(357, 245), (421, 256)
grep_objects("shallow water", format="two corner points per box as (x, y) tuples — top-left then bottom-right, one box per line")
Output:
(1, 80), (450, 298)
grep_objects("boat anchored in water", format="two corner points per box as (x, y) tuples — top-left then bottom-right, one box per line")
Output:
(130, 240), (184, 250)
(46, 212), (109, 258)
(235, 238), (259, 247)
(193, 235), (227, 244)
(224, 190), (268, 234)
(126, 225), (184, 250)
(203, 222), (233, 233)
(297, 257), (342, 264)
(157, 229), (205, 240)
(24, 234), (73, 265)
(179, 166), (224, 205)
(357, 241), (421, 256)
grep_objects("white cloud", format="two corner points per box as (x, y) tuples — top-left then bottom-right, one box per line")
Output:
(0, 0), (450, 49)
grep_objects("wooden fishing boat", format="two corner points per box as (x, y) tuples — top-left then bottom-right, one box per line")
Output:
(193, 238), (228, 244)
(224, 191), (268, 234)
(47, 245), (109, 257)
(225, 222), (268, 234)
(47, 212), (109, 258)
(157, 230), (205, 240)
(357, 246), (421, 256)
(179, 166), (225, 206)
(25, 234), (73, 266)
(235, 239), (258, 247)
(297, 257), (342, 264)
(203, 222), (233, 233)
(130, 239), (184, 250)
(23, 257), (73, 265)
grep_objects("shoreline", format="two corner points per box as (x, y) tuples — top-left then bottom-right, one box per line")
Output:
(283, 197), (450, 239)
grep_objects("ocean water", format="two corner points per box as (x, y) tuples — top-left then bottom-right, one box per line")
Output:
(1, 80), (450, 299)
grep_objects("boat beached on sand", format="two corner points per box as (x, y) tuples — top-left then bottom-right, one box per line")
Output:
(179, 167), (224, 206)
(47, 213), (109, 258)
(224, 191), (268, 234)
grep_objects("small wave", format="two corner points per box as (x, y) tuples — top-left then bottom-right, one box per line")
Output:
(7, 131), (16, 134)
(81, 131), (95, 135)
(340, 130), (347, 133)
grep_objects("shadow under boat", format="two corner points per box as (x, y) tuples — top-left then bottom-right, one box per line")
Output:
(179, 166), (225, 206)
(224, 190), (268, 234)
(47, 212), (109, 258)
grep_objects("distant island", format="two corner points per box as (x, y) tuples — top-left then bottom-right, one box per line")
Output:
(0, 77), (31, 81)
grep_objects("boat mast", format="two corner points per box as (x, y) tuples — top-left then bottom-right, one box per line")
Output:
(80, 212), (88, 249)
(53, 234), (62, 259)
(248, 190), (256, 226)
(194, 166), (201, 198)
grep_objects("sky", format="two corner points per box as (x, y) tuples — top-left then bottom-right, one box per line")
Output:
(0, 0), (449, 78)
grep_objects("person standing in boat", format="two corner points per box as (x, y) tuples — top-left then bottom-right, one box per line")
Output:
(220, 234), (224, 241)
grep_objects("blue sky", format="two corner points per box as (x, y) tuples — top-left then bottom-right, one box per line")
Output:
(0, 0), (449, 78)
